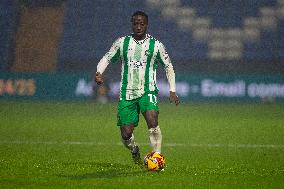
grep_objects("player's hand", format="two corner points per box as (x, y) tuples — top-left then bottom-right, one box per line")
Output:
(95, 72), (104, 85)
(169, 91), (180, 106)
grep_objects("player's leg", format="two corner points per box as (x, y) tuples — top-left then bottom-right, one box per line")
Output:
(120, 124), (141, 164)
(120, 124), (137, 152)
(140, 93), (162, 153)
(143, 110), (162, 153)
(117, 99), (141, 164)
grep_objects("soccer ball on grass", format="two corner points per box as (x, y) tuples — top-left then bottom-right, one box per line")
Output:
(144, 152), (165, 171)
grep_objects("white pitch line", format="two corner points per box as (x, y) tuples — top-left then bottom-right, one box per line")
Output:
(0, 141), (284, 149)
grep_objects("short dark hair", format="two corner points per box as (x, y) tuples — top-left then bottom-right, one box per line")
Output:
(131, 11), (148, 23)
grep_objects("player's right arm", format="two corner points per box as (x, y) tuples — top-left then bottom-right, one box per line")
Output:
(95, 38), (122, 85)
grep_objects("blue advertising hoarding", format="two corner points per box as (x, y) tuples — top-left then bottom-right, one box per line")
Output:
(0, 72), (283, 102)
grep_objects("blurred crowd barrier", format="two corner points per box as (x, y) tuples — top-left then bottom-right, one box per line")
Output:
(0, 0), (284, 102)
(1, 72), (283, 103)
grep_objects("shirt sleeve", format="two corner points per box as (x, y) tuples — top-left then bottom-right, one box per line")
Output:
(97, 37), (122, 74)
(156, 42), (176, 92)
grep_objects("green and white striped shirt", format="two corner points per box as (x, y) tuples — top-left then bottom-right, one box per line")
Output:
(97, 34), (176, 100)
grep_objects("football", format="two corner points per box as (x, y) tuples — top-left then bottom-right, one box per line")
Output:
(144, 152), (166, 171)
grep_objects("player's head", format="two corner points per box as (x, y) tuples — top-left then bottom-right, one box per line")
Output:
(131, 11), (148, 23)
(131, 11), (148, 40)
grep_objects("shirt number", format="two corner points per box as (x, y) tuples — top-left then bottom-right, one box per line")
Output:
(148, 94), (157, 104)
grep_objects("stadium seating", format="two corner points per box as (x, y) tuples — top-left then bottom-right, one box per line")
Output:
(58, 0), (284, 66)
(0, 0), (283, 72)
(0, 1), (18, 70)
(146, 0), (284, 60)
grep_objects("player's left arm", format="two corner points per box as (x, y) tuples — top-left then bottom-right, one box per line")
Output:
(157, 43), (180, 106)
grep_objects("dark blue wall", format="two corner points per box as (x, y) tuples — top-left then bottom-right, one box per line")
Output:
(0, 0), (18, 70)
(0, 0), (283, 73)
(58, 0), (284, 65)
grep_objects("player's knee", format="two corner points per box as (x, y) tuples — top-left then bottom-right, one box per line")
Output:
(147, 120), (158, 129)
(148, 115), (158, 128)
(145, 111), (158, 129)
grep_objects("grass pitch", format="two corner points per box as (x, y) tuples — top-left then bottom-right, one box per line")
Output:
(0, 101), (284, 188)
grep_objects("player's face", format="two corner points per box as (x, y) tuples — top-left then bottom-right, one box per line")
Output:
(132, 15), (148, 40)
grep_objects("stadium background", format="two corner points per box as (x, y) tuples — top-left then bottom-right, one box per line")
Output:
(1, 0), (284, 102)
(1, 1), (284, 188)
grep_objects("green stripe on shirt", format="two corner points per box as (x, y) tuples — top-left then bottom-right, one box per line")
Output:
(110, 48), (121, 63)
(144, 38), (155, 93)
(121, 36), (130, 99)
(156, 51), (165, 67)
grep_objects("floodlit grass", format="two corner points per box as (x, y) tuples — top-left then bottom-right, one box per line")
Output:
(0, 101), (284, 188)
